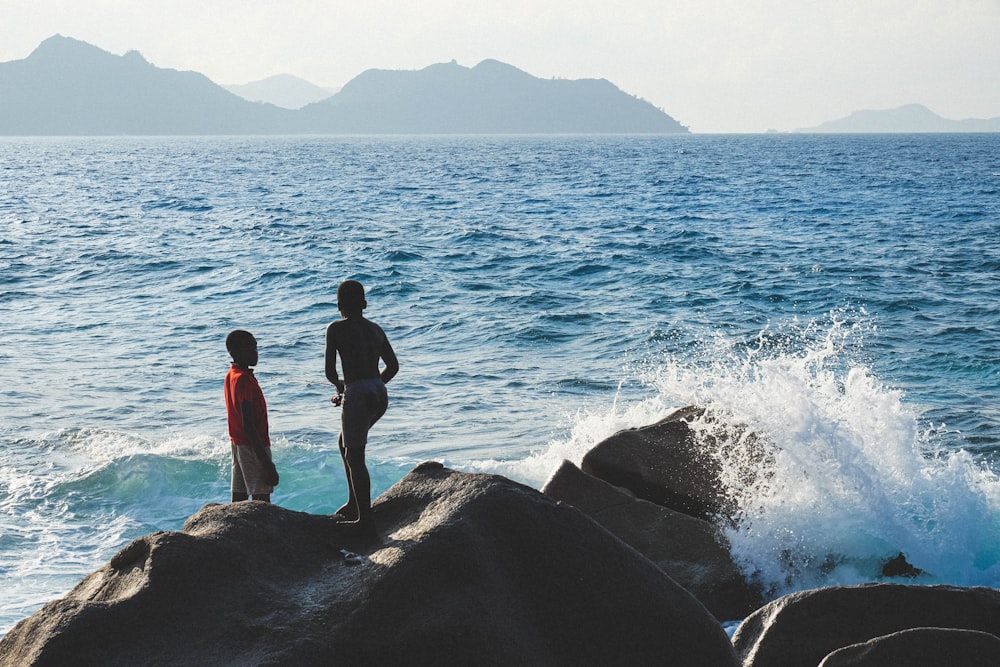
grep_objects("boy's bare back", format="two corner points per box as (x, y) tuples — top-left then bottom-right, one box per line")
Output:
(326, 316), (398, 384)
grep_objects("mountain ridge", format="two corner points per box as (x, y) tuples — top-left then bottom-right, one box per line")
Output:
(0, 35), (294, 135)
(797, 103), (1000, 133)
(0, 35), (687, 135)
(223, 74), (337, 110)
(299, 57), (682, 134)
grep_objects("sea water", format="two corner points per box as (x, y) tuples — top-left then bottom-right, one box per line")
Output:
(1, 134), (998, 631)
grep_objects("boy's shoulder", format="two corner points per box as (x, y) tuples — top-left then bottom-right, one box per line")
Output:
(328, 316), (383, 331)
(226, 364), (256, 384)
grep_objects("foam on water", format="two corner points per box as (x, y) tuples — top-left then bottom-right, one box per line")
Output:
(497, 312), (1000, 597)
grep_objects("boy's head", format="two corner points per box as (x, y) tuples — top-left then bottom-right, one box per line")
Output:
(337, 280), (367, 316)
(226, 329), (258, 367)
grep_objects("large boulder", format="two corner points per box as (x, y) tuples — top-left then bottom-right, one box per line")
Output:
(818, 627), (1000, 667)
(580, 406), (764, 522)
(542, 459), (762, 621)
(733, 583), (1000, 667)
(0, 462), (739, 666)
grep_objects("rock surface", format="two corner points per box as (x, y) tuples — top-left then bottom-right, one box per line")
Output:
(0, 462), (739, 666)
(818, 626), (1000, 667)
(733, 583), (1000, 667)
(542, 459), (762, 621)
(580, 406), (762, 522)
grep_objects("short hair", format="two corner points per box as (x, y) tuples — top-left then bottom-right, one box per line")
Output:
(337, 280), (367, 314)
(226, 329), (256, 355)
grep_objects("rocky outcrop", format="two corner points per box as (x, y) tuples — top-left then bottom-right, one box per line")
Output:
(0, 462), (739, 666)
(733, 583), (1000, 667)
(581, 407), (722, 519)
(818, 627), (1000, 667)
(580, 406), (766, 522)
(542, 459), (762, 621)
(577, 408), (1000, 663)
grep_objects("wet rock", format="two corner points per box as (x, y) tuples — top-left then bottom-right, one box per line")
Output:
(0, 462), (739, 667)
(881, 552), (923, 578)
(733, 583), (1000, 667)
(542, 459), (762, 621)
(818, 626), (1000, 666)
(580, 406), (767, 523)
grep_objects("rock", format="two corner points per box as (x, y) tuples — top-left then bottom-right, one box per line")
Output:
(0, 462), (739, 666)
(818, 627), (1000, 667)
(580, 406), (767, 523)
(733, 583), (1000, 667)
(542, 459), (763, 621)
(881, 552), (923, 578)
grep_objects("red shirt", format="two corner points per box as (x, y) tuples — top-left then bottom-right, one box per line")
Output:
(224, 364), (271, 447)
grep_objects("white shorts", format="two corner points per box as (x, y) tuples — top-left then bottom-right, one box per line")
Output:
(231, 444), (274, 496)
(340, 378), (388, 453)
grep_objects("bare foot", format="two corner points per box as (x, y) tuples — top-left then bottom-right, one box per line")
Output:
(333, 503), (358, 521)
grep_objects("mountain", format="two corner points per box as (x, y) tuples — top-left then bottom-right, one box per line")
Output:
(223, 74), (337, 110)
(0, 35), (296, 135)
(0, 36), (688, 135)
(299, 59), (688, 134)
(797, 103), (1000, 133)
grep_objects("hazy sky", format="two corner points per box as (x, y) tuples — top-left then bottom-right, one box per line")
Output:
(3, 0), (998, 132)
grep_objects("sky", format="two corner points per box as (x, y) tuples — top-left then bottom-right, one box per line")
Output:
(2, 0), (999, 133)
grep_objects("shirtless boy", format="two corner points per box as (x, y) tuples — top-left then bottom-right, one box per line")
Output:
(325, 280), (399, 538)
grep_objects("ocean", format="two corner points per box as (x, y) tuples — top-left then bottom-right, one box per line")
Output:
(1, 133), (998, 632)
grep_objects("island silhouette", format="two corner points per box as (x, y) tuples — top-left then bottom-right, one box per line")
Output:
(0, 35), (688, 135)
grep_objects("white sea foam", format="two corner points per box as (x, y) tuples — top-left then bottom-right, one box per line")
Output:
(502, 314), (1000, 595)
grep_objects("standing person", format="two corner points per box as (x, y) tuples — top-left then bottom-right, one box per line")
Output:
(326, 280), (399, 538)
(224, 330), (279, 503)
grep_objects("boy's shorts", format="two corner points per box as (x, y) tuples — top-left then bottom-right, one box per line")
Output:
(231, 444), (275, 496)
(340, 378), (388, 453)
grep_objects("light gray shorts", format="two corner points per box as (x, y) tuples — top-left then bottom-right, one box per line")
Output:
(340, 378), (388, 453)
(231, 444), (274, 496)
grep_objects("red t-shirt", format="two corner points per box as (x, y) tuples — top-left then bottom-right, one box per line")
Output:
(224, 364), (271, 447)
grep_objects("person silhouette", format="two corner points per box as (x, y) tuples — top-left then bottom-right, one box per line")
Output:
(325, 280), (399, 539)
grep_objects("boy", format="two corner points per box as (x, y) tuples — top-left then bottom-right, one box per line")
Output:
(325, 280), (399, 538)
(224, 330), (279, 503)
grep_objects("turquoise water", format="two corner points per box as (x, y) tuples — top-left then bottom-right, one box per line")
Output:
(1, 134), (999, 630)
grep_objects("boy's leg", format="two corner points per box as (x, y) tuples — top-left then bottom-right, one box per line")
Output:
(335, 431), (358, 519)
(335, 383), (382, 537)
(338, 447), (376, 540)
(231, 444), (249, 502)
(233, 444), (273, 503)
(344, 447), (372, 526)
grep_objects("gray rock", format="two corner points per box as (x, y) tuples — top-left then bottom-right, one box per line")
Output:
(733, 583), (1000, 667)
(542, 459), (762, 621)
(580, 406), (767, 522)
(818, 627), (1000, 667)
(0, 462), (739, 666)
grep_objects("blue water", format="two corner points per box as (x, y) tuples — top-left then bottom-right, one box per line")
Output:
(2, 134), (999, 631)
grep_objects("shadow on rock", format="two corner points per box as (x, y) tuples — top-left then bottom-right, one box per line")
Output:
(543, 459), (763, 621)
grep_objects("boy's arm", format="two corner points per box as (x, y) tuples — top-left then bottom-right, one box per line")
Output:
(240, 401), (279, 486)
(325, 325), (345, 393)
(380, 337), (399, 384)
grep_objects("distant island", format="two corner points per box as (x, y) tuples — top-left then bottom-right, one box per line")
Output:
(0, 35), (688, 135)
(796, 103), (1000, 133)
(222, 74), (338, 110)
